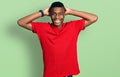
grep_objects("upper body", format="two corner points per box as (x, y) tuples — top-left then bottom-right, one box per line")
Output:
(17, 1), (98, 77)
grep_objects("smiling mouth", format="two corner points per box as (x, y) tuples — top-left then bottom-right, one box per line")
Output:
(53, 20), (62, 25)
(54, 20), (61, 23)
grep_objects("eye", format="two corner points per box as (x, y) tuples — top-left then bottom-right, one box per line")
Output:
(59, 12), (64, 15)
(50, 12), (55, 15)
(51, 13), (55, 15)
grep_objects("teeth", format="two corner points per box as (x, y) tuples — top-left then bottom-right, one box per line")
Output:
(54, 20), (60, 23)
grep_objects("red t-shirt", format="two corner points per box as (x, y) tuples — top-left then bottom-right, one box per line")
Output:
(31, 19), (85, 77)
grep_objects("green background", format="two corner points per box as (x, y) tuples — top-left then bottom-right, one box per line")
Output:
(0, 0), (120, 77)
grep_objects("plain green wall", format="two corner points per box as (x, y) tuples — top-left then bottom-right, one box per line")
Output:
(0, 0), (120, 77)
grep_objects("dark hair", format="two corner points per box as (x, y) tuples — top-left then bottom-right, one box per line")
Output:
(49, 1), (66, 12)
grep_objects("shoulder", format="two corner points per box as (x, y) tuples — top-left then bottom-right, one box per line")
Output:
(66, 19), (85, 23)
(65, 19), (85, 25)
(31, 21), (51, 33)
(31, 21), (50, 25)
(31, 21), (51, 28)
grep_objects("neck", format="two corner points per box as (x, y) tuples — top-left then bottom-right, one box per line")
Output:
(57, 25), (62, 29)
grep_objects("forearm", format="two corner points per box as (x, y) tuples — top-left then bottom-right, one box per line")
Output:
(68, 9), (97, 21)
(65, 8), (98, 26)
(18, 12), (42, 24)
(17, 8), (49, 30)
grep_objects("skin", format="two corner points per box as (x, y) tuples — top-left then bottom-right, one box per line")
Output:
(17, 7), (98, 30)
(17, 6), (98, 77)
(49, 7), (66, 28)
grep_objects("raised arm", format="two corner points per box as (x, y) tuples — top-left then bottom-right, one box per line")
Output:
(17, 8), (49, 30)
(65, 7), (98, 27)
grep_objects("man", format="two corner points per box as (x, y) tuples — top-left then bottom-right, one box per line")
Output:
(17, 1), (98, 77)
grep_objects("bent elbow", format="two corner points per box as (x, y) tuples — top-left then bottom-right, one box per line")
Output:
(17, 19), (22, 26)
(91, 15), (98, 22)
(17, 19), (24, 27)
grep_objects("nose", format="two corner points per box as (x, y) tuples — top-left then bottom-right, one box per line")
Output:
(55, 14), (59, 19)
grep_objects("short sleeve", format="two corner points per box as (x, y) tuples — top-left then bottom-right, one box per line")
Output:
(30, 22), (39, 33)
(30, 21), (47, 33)
(75, 19), (85, 31)
(70, 19), (85, 34)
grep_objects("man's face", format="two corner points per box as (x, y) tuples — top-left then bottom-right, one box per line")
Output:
(50, 7), (66, 27)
